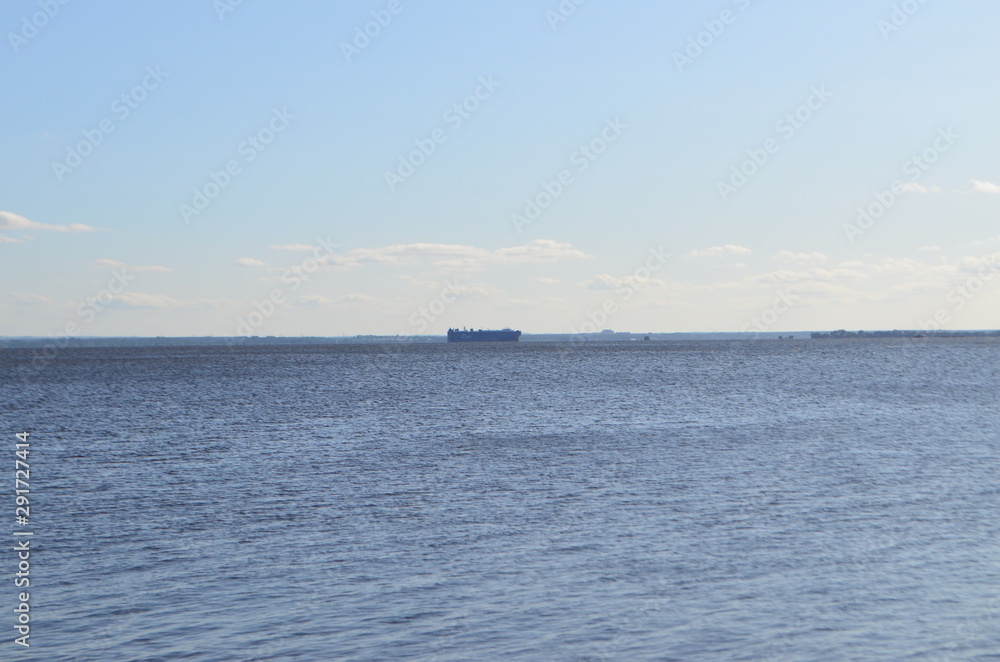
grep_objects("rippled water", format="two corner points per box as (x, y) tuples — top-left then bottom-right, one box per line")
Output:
(3, 339), (999, 661)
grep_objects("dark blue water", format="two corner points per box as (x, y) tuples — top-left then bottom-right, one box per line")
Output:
(2, 340), (999, 661)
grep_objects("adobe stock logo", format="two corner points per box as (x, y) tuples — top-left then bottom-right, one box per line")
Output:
(340, 0), (410, 63)
(843, 126), (957, 243)
(512, 117), (627, 233)
(545, 0), (588, 31)
(213, 0), (247, 21)
(7, 0), (72, 54)
(51, 67), (168, 183)
(408, 279), (464, 333)
(180, 108), (295, 223)
(877, 0), (932, 40)
(384, 76), (501, 192)
(741, 290), (799, 335)
(672, 0), (753, 73)
(717, 85), (833, 202)
(227, 236), (338, 341)
(918, 254), (1000, 332)
(570, 246), (668, 334)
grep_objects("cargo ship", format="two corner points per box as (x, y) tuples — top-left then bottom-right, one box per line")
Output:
(447, 328), (521, 342)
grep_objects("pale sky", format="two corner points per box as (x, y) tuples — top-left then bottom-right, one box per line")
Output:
(3, 1), (999, 336)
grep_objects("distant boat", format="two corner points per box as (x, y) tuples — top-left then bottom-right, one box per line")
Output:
(447, 328), (521, 342)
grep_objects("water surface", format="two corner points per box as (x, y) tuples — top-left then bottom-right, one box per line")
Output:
(3, 339), (999, 660)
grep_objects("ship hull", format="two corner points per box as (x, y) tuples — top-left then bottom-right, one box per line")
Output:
(447, 329), (521, 342)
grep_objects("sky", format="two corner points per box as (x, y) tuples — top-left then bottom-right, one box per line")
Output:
(3, 0), (1000, 337)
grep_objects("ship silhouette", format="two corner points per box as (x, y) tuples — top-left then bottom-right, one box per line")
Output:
(447, 327), (521, 342)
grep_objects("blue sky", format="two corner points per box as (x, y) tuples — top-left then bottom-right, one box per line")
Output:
(3, 0), (999, 336)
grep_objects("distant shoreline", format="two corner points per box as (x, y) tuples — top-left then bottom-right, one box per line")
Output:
(2, 330), (999, 349)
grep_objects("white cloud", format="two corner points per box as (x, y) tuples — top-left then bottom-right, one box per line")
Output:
(112, 292), (183, 308)
(342, 239), (588, 270)
(969, 180), (1000, 194)
(248, 240), (587, 276)
(0, 235), (24, 244)
(773, 251), (829, 265)
(685, 244), (752, 259)
(491, 240), (588, 263)
(0, 211), (96, 233)
(536, 277), (561, 285)
(9, 292), (53, 305)
(917, 245), (940, 252)
(399, 275), (438, 288)
(752, 267), (868, 285)
(876, 257), (926, 275)
(451, 283), (494, 299)
(293, 295), (331, 306)
(579, 274), (622, 290)
(95, 258), (171, 273)
(712, 280), (747, 291)
(956, 253), (1000, 274)
(348, 243), (469, 267)
(740, 253), (1000, 310)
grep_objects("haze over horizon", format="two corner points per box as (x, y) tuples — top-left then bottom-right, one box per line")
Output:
(4, 1), (1000, 337)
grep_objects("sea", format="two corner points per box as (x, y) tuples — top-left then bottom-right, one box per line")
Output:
(2, 339), (999, 661)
